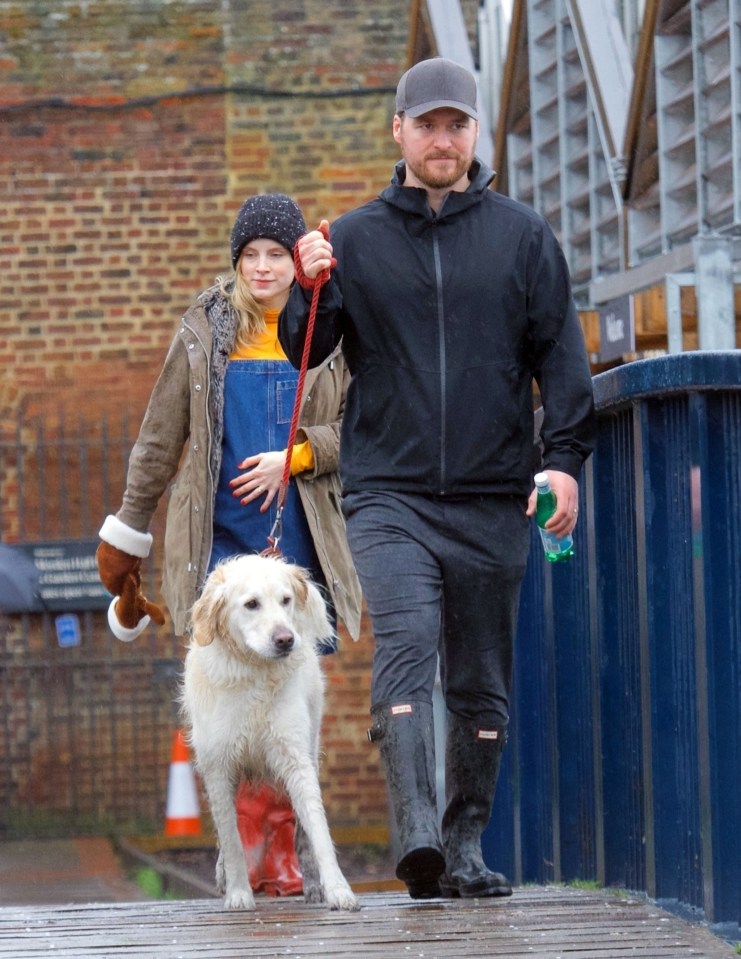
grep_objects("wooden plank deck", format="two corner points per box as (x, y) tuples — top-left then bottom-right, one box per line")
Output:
(1, 888), (737, 959)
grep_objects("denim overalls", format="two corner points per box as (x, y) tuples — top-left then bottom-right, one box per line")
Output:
(209, 358), (335, 650)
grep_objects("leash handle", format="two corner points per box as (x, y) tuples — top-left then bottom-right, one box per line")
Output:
(262, 226), (331, 557)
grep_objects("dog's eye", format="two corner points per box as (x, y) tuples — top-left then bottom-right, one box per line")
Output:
(281, 595), (291, 607)
(244, 599), (259, 610)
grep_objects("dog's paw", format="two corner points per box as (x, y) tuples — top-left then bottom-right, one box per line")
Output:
(214, 856), (226, 894)
(302, 878), (324, 904)
(325, 882), (360, 912)
(223, 888), (257, 911)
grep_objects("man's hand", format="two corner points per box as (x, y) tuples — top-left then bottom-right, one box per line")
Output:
(296, 219), (335, 280)
(526, 469), (579, 537)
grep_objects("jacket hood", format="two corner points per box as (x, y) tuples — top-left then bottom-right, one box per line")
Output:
(383, 156), (496, 218)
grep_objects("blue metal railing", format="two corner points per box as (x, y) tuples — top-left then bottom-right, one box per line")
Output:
(483, 351), (741, 938)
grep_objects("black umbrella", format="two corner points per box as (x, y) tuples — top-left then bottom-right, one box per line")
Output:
(0, 544), (42, 613)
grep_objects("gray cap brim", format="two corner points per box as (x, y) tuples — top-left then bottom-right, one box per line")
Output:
(403, 99), (478, 120)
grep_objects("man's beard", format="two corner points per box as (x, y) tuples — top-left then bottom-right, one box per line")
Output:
(406, 151), (472, 190)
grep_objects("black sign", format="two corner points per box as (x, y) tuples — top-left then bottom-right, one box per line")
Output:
(1, 540), (110, 613)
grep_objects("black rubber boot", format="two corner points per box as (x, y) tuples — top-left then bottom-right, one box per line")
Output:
(439, 713), (513, 898)
(368, 700), (445, 899)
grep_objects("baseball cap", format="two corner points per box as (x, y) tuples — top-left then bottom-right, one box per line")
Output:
(395, 57), (478, 121)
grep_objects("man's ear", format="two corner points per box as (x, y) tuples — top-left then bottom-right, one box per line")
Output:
(392, 113), (403, 144)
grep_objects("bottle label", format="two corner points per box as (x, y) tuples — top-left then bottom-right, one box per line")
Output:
(538, 528), (573, 553)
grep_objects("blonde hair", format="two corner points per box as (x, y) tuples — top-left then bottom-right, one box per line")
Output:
(216, 267), (266, 350)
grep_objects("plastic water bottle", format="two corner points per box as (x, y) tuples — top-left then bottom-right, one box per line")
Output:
(534, 472), (574, 562)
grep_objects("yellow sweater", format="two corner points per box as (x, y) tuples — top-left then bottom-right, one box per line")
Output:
(229, 309), (314, 474)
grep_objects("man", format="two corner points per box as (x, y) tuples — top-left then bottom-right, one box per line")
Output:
(279, 57), (595, 900)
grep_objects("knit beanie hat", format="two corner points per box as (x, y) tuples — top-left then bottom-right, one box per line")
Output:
(230, 193), (306, 268)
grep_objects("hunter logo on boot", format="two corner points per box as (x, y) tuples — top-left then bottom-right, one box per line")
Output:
(476, 728), (500, 740)
(391, 704), (413, 715)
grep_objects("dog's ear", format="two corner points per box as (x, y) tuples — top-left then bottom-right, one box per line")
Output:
(290, 567), (335, 646)
(288, 564), (309, 607)
(190, 565), (231, 647)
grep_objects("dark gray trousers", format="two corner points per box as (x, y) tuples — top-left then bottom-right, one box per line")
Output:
(343, 490), (530, 727)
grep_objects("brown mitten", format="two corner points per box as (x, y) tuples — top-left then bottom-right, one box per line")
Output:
(115, 570), (167, 629)
(97, 530), (167, 640)
(96, 540), (141, 596)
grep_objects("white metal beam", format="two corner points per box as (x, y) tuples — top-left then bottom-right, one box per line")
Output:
(693, 235), (737, 351)
(590, 241), (696, 302)
(424, 0), (494, 161)
(568, 0), (633, 160)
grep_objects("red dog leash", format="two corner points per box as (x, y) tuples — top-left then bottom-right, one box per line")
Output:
(262, 224), (333, 557)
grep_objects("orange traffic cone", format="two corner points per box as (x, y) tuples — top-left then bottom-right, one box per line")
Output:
(164, 729), (202, 837)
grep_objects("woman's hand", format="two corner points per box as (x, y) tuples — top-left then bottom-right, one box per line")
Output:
(229, 450), (286, 512)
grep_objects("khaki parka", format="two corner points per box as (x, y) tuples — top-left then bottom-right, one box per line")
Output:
(115, 289), (362, 639)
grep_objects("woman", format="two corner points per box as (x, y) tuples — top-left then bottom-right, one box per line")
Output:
(97, 192), (360, 642)
(96, 192), (361, 893)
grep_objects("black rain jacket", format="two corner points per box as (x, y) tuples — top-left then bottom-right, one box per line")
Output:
(279, 158), (595, 499)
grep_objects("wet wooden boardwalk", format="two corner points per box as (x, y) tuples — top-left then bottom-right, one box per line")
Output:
(2, 888), (737, 959)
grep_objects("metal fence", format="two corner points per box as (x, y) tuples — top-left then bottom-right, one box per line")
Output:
(483, 351), (741, 938)
(0, 412), (180, 835)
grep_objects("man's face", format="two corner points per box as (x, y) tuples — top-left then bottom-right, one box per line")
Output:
(393, 107), (478, 192)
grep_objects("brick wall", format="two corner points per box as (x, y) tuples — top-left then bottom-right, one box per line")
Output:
(0, 0), (426, 838)
(0, 0), (405, 420)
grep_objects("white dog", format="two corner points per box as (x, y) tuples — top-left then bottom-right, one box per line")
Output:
(181, 553), (359, 912)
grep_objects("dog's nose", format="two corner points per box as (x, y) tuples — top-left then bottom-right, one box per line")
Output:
(272, 629), (295, 655)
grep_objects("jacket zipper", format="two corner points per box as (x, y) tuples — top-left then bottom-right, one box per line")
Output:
(183, 318), (214, 582)
(432, 230), (446, 493)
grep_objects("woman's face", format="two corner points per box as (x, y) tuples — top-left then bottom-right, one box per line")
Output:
(239, 237), (295, 310)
